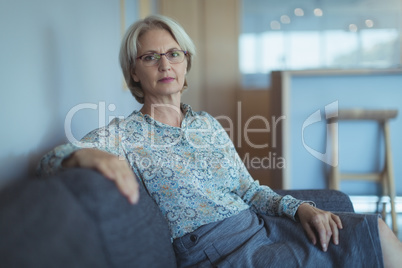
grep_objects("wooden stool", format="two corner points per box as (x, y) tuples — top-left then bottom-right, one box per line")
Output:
(328, 109), (398, 234)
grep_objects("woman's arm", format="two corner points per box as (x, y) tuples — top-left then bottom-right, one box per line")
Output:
(36, 143), (81, 177)
(62, 148), (139, 204)
(235, 160), (307, 220)
(36, 118), (139, 204)
(235, 149), (342, 252)
(202, 113), (305, 219)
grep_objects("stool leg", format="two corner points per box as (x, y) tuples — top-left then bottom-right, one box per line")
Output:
(329, 120), (340, 190)
(381, 172), (388, 222)
(383, 121), (398, 235)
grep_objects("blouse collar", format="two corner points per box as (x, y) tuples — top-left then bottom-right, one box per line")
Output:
(133, 103), (195, 128)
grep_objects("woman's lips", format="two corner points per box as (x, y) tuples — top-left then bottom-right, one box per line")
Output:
(159, 77), (175, 83)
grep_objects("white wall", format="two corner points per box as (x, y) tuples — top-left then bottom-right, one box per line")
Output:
(0, 0), (141, 187)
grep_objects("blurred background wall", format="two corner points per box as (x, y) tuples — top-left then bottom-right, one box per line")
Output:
(1, 0), (401, 197)
(0, 0), (140, 187)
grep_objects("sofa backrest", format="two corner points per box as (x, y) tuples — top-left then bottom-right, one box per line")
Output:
(0, 168), (177, 268)
(58, 168), (177, 268)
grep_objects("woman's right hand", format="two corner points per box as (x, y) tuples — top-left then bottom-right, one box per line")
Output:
(62, 148), (139, 204)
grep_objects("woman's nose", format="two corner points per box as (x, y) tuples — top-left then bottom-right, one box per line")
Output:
(158, 55), (171, 71)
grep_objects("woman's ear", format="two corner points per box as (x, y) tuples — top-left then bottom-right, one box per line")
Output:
(131, 69), (140, 83)
(182, 78), (188, 90)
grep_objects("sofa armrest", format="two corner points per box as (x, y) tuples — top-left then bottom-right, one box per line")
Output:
(275, 189), (355, 213)
(58, 168), (177, 268)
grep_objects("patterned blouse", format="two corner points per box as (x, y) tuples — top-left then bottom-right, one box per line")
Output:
(37, 103), (309, 239)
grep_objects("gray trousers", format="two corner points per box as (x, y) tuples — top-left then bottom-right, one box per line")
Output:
(173, 209), (383, 268)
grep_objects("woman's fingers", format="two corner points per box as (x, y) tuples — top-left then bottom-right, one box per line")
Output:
(312, 217), (331, 252)
(301, 221), (317, 245)
(113, 170), (140, 204)
(119, 166), (140, 204)
(330, 214), (342, 245)
(67, 148), (140, 204)
(98, 154), (140, 204)
(315, 212), (343, 251)
(297, 204), (342, 252)
(333, 213), (343, 229)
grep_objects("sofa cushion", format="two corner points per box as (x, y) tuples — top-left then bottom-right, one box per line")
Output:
(0, 178), (109, 268)
(59, 168), (177, 268)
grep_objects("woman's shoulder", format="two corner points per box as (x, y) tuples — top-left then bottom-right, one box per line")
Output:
(108, 110), (144, 126)
(82, 110), (144, 137)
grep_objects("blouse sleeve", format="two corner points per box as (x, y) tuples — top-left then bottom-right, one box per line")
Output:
(36, 118), (125, 178)
(233, 150), (314, 221)
(206, 113), (314, 221)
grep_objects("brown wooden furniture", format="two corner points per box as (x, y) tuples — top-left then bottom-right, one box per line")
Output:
(328, 109), (398, 234)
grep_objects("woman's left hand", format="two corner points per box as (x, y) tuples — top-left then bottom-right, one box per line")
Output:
(296, 203), (343, 252)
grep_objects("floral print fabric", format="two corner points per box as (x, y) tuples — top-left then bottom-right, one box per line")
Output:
(37, 103), (309, 239)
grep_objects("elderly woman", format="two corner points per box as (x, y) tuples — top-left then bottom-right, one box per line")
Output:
(38, 15), (401, 267)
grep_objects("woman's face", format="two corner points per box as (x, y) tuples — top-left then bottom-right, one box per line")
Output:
(132, 28), (188, 102)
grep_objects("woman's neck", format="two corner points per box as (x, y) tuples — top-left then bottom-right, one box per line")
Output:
(140, 101), (183, 127)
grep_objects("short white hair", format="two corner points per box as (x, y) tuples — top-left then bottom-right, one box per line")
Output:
(119, 15), (196, 104)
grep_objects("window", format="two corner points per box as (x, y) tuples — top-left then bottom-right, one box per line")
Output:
(239, 0), (401, 88)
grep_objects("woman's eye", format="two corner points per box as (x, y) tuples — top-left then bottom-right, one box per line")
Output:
(143, 55), (156, 61)
(170, 51), (180, 57)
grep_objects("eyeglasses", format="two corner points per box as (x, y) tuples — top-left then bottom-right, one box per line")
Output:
(136, 50), (188, 66)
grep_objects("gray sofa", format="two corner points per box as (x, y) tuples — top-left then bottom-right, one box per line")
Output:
(0, 168), (354, 268)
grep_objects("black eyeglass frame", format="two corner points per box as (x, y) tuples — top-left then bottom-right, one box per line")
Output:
(135, 50), (188, 64)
